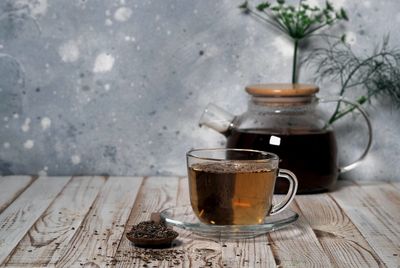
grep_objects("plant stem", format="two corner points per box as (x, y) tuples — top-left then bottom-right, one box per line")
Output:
(329, 95), (369, 123)
(292, 39), (299, 83)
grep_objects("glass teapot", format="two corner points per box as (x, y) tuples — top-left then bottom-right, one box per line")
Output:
(199, 83), (372, 194)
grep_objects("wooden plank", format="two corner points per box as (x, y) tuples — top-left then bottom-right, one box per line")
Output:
(217, 236), (277, 268)
(295, 193), (384, 268)
(51, 176), (143, 267)
(330, 181), (400, 268)
(0, 176), (70, 265)
(114, 176), (180, 268)
(0, 176), (36, 213)
(5, 176), (106, 267)
(389, 181), (400, 190)
(267, 199), (334, 267)
(352, 181), (400, 225)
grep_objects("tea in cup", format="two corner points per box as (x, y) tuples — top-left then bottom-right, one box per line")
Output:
(187, 148), (298, 225)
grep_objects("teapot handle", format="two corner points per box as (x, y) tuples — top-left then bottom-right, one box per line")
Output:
(319, 96), (373, 173)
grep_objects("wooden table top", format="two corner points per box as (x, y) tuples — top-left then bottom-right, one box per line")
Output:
(0, 176), (398, 267)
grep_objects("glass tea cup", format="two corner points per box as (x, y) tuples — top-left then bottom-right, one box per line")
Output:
(186, 148), (298, 225)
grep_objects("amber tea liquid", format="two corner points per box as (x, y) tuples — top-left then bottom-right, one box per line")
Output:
(188, 162), (277, 225)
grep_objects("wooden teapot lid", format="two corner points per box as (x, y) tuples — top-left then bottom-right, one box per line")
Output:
(245, 83), (319, 97)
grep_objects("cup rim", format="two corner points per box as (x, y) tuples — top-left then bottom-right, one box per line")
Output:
(186, 148), (279, 162)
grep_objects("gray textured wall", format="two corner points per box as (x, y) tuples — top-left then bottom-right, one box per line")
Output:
(0, 0), (399, 180)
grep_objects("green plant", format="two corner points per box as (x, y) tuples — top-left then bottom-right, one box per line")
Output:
(239, 0), (348, 83)
(308, 36), (400, 125)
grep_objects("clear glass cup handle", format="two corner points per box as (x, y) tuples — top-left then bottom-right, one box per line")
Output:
(319, 96), (373, 173)
(270, 169), (298, 215)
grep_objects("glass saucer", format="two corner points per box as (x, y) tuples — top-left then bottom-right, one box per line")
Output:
(160, 206), (299, 239)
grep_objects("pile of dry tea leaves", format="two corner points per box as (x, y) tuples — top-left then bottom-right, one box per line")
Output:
(126, 213), (179, 248)
(128, 221), (178, 240)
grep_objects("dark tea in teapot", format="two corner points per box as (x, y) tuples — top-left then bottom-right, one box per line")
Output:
(227, 128), (338, 194)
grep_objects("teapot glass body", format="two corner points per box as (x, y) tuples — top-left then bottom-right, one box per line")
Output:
(199, 84), (372, 194)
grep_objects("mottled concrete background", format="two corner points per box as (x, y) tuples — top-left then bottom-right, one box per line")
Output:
(0, 0), (399, 180)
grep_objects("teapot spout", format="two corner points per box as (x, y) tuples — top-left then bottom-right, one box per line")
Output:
(199, 103), (236, 135)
